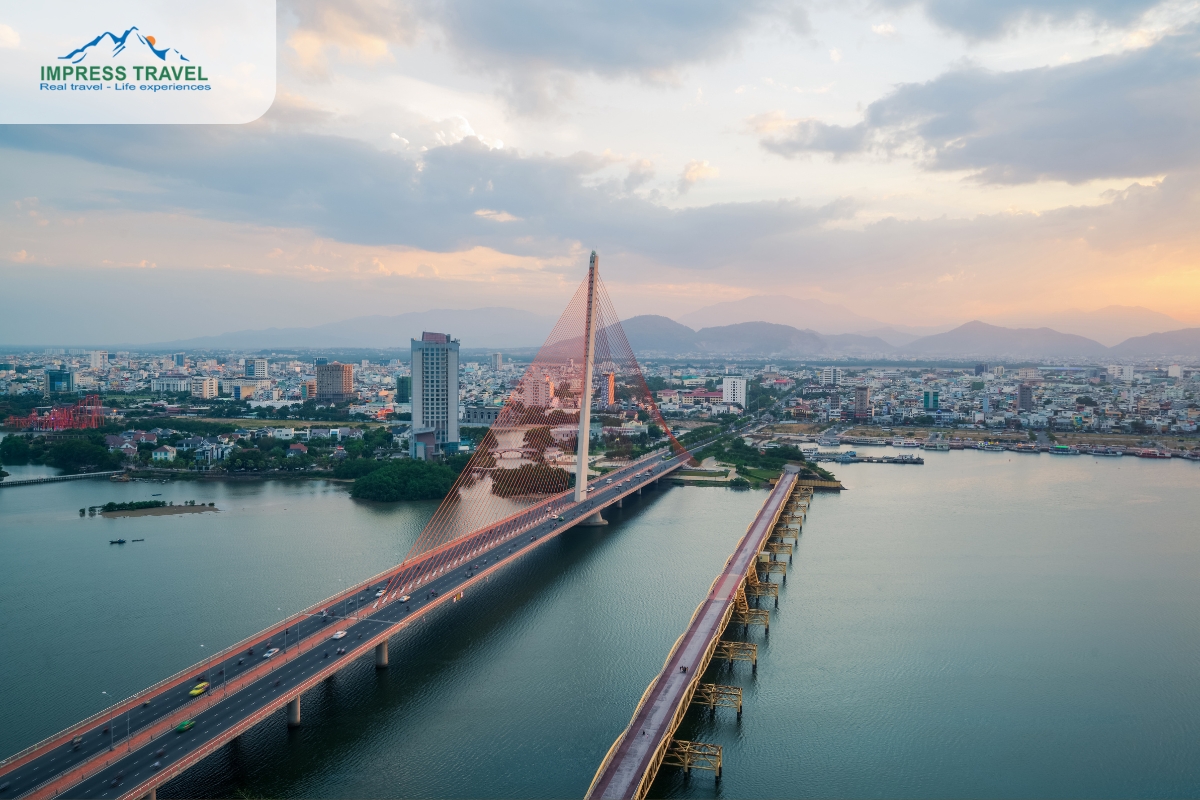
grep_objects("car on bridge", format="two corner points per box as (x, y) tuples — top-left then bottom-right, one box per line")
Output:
(189, 681), (209, 697)
(175, 720), (194, 733)
(331, 630), (347, 640)
(262, 647), (280, 659)
(399, 594), (410, 602)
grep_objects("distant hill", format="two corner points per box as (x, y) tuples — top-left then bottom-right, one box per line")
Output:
(1109, 328), (1200, 357)
(678, 295), (888, 335)
(693, 322), (828, 355)
(150, 308), (557, 350)
(620, 315), (703, 354)
(620, 316), (896, 357)
(902, 321), (1109, 358)
(991, 305), (1191, 347)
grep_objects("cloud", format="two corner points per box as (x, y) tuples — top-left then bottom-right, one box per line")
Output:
(624, 159), (655, 192)
(0, 24), (19, 48)
(419, 0), (791, 77)
(871, 23), (896, 37)
(885, 0), (1166, 40)
(756, 26), (1200, 183)
(678, 159), (719, 194)
(0, 128), (849, 272)
(474, 208), (522, 222)
(284, 0), (418, 79)
(282, 0), (810, 112)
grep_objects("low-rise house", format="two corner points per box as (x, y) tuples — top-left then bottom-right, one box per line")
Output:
(152, 445), (177, 462)
(287, 443), (308, 457)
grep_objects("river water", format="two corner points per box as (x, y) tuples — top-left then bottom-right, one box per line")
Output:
(1, 449), (1198, 798)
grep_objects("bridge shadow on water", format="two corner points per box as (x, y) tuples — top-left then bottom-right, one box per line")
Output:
(158, 488), (672, 799)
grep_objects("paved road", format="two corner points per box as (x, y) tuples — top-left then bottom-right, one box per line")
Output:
(0, 445), (702, 800)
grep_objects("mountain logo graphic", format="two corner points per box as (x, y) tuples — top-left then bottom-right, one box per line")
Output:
(60, 26), (189, 64)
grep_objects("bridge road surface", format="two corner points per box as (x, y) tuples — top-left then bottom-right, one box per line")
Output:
(0, 444), (702, 800)
(587, 466), (800, 800)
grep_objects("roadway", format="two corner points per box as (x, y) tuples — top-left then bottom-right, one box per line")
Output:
(0, 443), (701, 800)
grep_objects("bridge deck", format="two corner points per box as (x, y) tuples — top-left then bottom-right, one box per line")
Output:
(586, 466), (801, 800)
(0, 448), (690, 800)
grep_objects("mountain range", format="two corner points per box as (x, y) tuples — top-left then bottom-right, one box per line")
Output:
(138, 309), (1200, 360)
(618, 317), (1199, 360)
(677, 295), (1191, 347)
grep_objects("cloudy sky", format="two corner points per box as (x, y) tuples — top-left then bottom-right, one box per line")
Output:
(3, 0), (1200, 344)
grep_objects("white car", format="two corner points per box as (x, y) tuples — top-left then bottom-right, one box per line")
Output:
(262, 648), (280, 659)
(606, 478), (613, 483)
(399, 595), (410, 602)
(375, 589), (385, 598)
(331, 631), (347, 640)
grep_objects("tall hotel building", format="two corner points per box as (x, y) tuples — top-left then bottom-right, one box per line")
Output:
(411, 331), (460, 459)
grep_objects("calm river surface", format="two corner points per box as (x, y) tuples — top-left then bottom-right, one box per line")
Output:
(1, 450), (1199, 798)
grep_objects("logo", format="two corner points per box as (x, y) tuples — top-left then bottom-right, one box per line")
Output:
(40, 25), (209, 87)
(4, 0), (276, 125)
(60, 26), (188, 64)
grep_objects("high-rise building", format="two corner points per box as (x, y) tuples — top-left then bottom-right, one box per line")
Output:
(301, 380), (317, 400)
(854, 385), (871, 419)
(316, 362), (354, 402)
(819, 367), (843, 386)
(527, 374), (555, 407)
(1018, 383), (1035, 413)
(491, 352), (503, 371)
(923, 389), (939, 410)
(314, 357), (328, 366)
(191, 376), (219, 399)
(45, 368), (75, 393)
(722, 376), (747, 406)
(395, 375), (411, 403)
(411, 331), (460, 458)
(974, 363), (989, 376)
(90, 350), (108, 370)
(246, 358), (268, 379)
(173, 353), (186, 367)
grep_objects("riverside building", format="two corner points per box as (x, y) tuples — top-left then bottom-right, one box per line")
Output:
(411, 331), (460, 459)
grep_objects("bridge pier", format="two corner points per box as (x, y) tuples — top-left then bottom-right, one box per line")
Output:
(375, 640), (389, 668)
(579, 510), (608, 526)
(142, 789), (156, 800)
(287, 696), (301, 727)
(616, 498), (624, 508)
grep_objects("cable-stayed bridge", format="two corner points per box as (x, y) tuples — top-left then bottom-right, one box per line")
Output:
(0, 253), (704, 800)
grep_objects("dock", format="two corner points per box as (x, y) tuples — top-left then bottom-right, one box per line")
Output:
(0, 470), (124, 488)
(585, 465), (810, 799)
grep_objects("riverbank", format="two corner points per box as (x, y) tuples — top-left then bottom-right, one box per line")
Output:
(127, 468), (340, 482)
(100, 505), (218, 519)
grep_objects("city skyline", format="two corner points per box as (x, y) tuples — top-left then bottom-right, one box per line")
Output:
(4, 1), (1200, 344)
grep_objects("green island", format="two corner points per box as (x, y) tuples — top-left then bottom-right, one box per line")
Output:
(102, 500), (167, 512)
